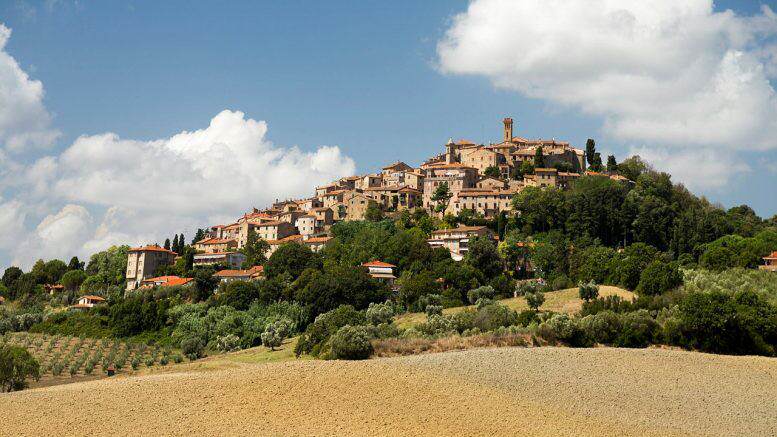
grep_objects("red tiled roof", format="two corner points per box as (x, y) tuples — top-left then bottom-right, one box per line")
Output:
(80, 295), (106, 301)
(305, 236), (333, 244)
(431, 226), (489, 234)
(362, 260), (396, 268)
(214, 265), (264, 278)
(128, 244), (177, 255)
(764, 251), (777, 260)
(382, 161), (412, 170)
(141, 276), (194, 287)
(195, 237), (236, 245)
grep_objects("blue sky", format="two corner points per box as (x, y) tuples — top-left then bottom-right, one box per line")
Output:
(0, 0), (776, 267)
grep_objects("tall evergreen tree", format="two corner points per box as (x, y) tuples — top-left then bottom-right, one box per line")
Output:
(67, 256), (84, 271)
(533, 146), (545, 168)
(172, 235), (179, 253)
(179, 233), (186, 252)
(585, 138), (596, 168)
(606, 155), (618, 173)
(193, 229), (206, 244)
(163, 238), (171, 250)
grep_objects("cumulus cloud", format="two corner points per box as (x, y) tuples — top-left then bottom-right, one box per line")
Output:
(2, 110), (355, 268)
(438, 0), (777, 150)
(628, 147), (750, 191)
(0, 24), (59, 152)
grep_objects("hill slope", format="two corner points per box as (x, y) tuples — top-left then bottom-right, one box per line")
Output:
(2, 347), (775, 436)
(395, 285), (634, 327)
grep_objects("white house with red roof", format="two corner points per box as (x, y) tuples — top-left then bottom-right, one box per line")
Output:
(71, 295), (106, 310)
(140, 276), (195, 289)
(760, 251), (777, 272)
(361, 260), (397, 286)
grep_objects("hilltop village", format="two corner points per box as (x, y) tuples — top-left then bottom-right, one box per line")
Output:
(125, 117), (630, 290)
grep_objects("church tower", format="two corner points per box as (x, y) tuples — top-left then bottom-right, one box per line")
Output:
(503, 117), (513, 142)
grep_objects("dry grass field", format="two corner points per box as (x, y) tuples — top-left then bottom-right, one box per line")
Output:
(2, 346), (775, 436)
(395, 285), (634, 327)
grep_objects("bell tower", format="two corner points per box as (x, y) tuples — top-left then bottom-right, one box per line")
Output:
(503, 117), (513, 142)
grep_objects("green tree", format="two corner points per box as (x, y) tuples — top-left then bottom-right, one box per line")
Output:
(265, 243), (322, 280)
(163, 238), (171, 250)
(0, 345), (41, 392)
(60, 270), (87, 292)
(585, 139), (596, 168)
(525, 291), (545, 311)
(533, 146), (545, 168)
(330, 325), (373, 360)
(193, 228), (206, 244)
(464, 236), (503, 279)
(617, 156), (649, 181)
(566, 176), (627, 246)
(2, 267), (22, 288)
(217, 281), (259, 310)
(172, 235), (179, 254)
(606, 155), (618, 173)
(365, 201), (384, 222)
(483, 166), (501, 178)
(431, 182), (452, 213)
(578, 280), (600, 301)
(241, 230), (269, 267)
(616, 243), (658, 290)
(512, 186), (567, 234)
(637, 261), (683, 295)
(67, 256), (84, 271)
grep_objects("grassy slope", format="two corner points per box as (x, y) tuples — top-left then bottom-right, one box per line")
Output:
(394, 285), (635, 328)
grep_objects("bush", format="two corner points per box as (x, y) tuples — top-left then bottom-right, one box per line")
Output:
(0, 345), (41, 392)
(419, 314), (455, 336)
(329, 325), (374, 360)
(215, 334), (241, 353)
(525, 291), (545, 311)
(425, 305), (442, 317)
(537, 314), (587, 346)
(614, 310), (657, 348)
(295, 305), (366, 357)
(578, 280), (599, 302)
(473, 303), (518, 331)
(130, 357), (139, 370)
(180, 336), (205, 360)
(449, 311), (476, 333)
(579, 310), (622, 344)
(637, 261), (683, 296)
(467, 286), (496, 304)
(516, 310), (539, 327)
(172, 353), (183, 364)
(261, 322), (284, 351)
(551, 274), (572, 291)
(365, 302), (394, 326)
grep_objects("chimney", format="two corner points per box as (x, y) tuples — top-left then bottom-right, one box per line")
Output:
(503, 118), (513, 142)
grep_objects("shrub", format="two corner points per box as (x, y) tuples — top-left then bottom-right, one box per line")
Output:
(473, 303), (518, 331)
(172, 354), (183, 364)
(159, 356), (169, 366)
(130, 357), (140, 370)
(260, 324), (283, 351)
(180, 336), (205, 360)
(637, 261), (683, 296)
(329, 325), (374, 360)
(425, 305), (442, 317)
(467, 286), (496, 304)
(551, 274), (572, 291)
(0, 345), (41, 392)
(579, 310), (622, 344)
(516, 310), (539, 327)
(578, 280), (599, 302)
(448, 311), (476, 333)
(614, 310), (657, 348)
(215, 334), (241, 353)
(525, 291), (545, 311)
(580, 295), (631, 316)
(537, 314), (587, 346)
(144, 357), (154, 367)
(365, 302), (394, 326)
(515, 281), (540, 297)
(294, 305), (366, 357)
(84, 362), (95, 374)
(418, 314), (455, 336)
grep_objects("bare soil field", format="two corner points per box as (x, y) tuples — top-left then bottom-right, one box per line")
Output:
(2, 346), (775, 436)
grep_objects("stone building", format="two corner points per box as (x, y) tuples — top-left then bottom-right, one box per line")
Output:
(125, 245), (177, 290)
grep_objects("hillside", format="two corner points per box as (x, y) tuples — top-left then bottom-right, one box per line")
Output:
(2, 347), (775, 436)
(395, 286), (634, 327)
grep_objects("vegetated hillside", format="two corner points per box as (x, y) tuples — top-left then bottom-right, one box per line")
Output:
(1, 347), (775, 437)
(394, 286), (634, 328)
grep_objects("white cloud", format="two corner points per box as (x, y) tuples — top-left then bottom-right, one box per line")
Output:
(0, 24), (59, 152)
(629, 146), (750, 191)
(0, 198), (26, 249)
(2, 110), (356, 268)
(438, 0), (777, 150)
